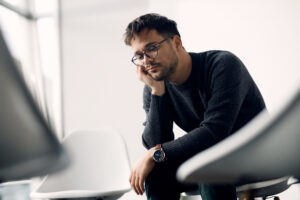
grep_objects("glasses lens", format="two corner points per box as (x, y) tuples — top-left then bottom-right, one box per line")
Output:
(145, 47), (158, 59)
(133, 57), (142, 66)
(132, 47), (158, 66)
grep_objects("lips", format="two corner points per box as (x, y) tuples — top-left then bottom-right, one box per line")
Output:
(146, 64), (159, 73)
(148, 66), (158, 72)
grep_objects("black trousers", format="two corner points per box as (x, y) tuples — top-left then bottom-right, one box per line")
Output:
(145, 162), (237, 200)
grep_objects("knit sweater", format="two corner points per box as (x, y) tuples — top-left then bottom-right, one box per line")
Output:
(142, 50), (266, 165)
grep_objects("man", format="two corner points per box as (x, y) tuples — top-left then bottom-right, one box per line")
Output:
(124, 13), (265, 200)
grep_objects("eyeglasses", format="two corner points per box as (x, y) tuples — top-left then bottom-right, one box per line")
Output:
(131, 36), (173, 66)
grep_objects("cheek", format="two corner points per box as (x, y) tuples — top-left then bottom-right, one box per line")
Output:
(163, 52), (176, 64)
(157, 50), (171, 63)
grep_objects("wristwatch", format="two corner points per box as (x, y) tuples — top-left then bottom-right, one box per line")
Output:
(153, 144), (166, 163)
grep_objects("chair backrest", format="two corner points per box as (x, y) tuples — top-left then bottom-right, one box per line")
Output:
(177, 84), (300, 185)
(31, 129), (131, 199)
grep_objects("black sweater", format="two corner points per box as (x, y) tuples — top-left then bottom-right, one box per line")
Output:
(142, 50), (266, 165)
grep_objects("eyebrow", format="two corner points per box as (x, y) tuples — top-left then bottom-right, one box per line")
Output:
(134, 41), (158, 55)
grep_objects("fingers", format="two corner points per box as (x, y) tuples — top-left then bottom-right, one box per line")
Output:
(139, 178), (145, 194)
(129, 171), (138, 194)
(129, 151), (155, 196)
(129, 172), (137, 194)
(129, 171), (144, 195)
(136, 66), (148, 85)
(136, 66), (143, 82)
(135, 176), (143, 195)
(136, 65), (148, 77)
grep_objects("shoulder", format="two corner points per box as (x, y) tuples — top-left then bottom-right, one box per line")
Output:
(212, 51), (242, 65)
(207, 51), (250, 89)
(200, 50), (240, 64)
(195, 50), (245, 73)
(189, 50), (246, 81)
(189, 50), (243, 70)
(197, 51), (250, 87)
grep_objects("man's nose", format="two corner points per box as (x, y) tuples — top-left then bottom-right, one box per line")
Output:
(143, 54), (152, 66)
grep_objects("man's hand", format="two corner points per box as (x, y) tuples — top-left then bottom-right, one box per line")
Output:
(129, 146), (156, 195)
(136, 66), (165, 96)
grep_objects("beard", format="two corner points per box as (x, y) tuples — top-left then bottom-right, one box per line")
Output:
(147, 52), (179, 81)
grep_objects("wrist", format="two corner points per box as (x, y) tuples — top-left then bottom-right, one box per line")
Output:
(147, 148), (156, 164)
(151, 88), (165, 96)
(152, 144), (166, 163)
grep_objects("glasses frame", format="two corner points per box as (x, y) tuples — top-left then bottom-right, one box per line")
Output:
(131, 36), (173, 66)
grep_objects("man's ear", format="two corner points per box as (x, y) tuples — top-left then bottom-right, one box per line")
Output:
(173, 35), (182, 51)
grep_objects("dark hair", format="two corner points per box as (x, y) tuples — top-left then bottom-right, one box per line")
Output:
(124, 13), (181, 46)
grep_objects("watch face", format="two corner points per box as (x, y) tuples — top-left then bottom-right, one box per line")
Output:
(153, 149), (164, 162)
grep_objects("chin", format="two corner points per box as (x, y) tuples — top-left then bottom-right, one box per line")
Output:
(149, 70), (168, 81)
(151, 74), (165, 81)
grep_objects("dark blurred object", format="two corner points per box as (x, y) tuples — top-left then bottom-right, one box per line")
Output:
(0, 28), (69, 182)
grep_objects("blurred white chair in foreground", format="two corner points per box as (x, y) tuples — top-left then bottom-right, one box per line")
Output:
(177, 84), (300, 200)
(31, 129), (131, 200)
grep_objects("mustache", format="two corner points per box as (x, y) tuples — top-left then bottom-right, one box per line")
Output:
(144, 63), (160, 69)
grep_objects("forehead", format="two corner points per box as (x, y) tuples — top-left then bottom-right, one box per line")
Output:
(130, 29), (164, 53)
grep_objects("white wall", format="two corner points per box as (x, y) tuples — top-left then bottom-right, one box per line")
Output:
(61, 0), (300, 199)
(176, 0), (300, 113)
(62, 0), (148, 158)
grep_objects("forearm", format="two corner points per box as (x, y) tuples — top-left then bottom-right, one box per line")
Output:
(162, 125), (218, 165)
(142, 93), (174, 149)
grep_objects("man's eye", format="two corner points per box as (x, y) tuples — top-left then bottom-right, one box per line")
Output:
(135, 54), (144, 60)
(146, 46), (157, 52)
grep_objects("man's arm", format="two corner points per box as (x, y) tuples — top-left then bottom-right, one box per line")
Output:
(129, 66), (174, 195)
(162, 51), (265, 164)
(129, 86), (174, 195)
(141, 85), (174, 149)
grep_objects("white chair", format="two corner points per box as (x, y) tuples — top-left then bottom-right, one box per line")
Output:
(177, 85), (300, 199)
(31, 129), (131, 200)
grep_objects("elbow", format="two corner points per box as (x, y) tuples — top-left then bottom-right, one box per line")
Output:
(142, 134), (151, 150)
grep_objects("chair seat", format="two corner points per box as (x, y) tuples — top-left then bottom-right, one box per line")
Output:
(236, 177), (291, 198)
(180, 177), (295, 200)
(31, 186), (130, 199)
(31, 129), (131, 199)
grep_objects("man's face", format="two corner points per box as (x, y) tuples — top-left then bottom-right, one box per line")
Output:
(130, 29), (178, 81)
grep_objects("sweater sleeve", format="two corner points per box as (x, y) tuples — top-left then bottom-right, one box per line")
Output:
(141, 85), (174, 149)
(162, 51), (252, 164)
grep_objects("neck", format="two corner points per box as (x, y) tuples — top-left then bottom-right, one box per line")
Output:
(168, 50), (192, 85)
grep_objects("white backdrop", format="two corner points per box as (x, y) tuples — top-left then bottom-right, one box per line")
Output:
(61, 0), (300, 199)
